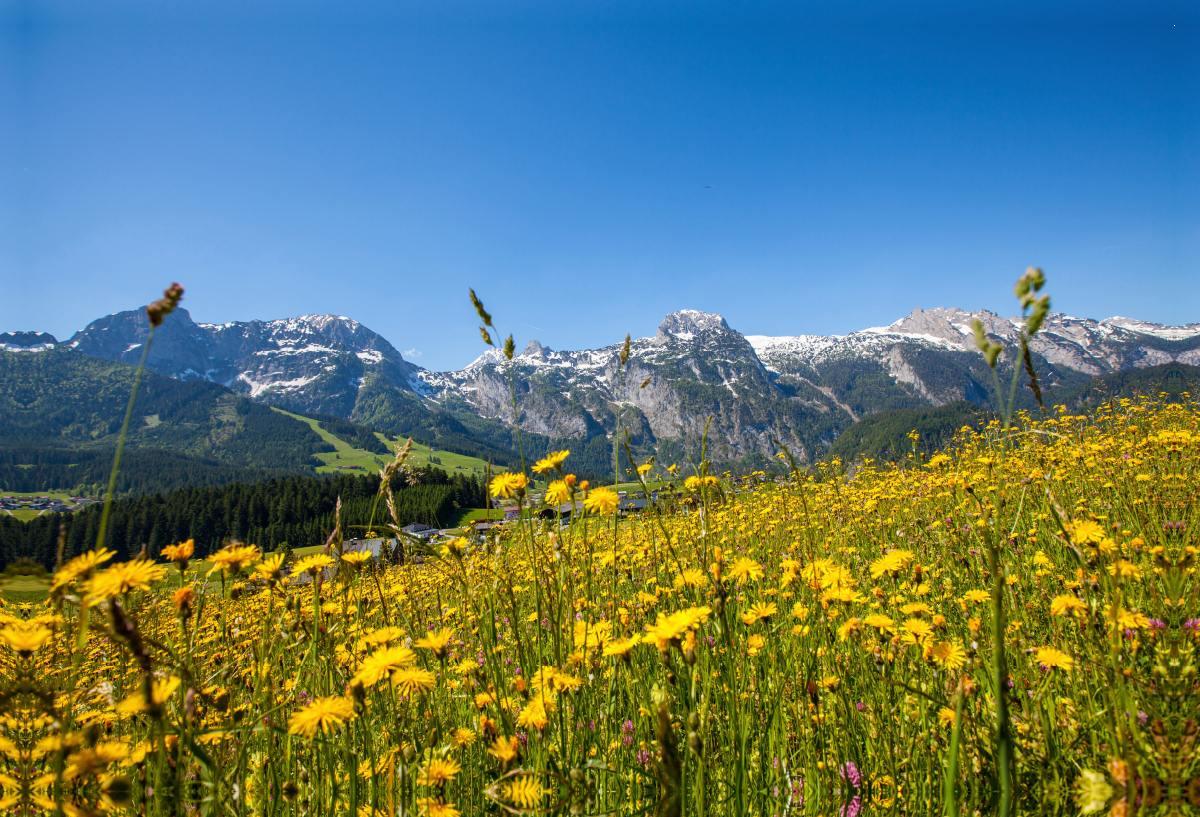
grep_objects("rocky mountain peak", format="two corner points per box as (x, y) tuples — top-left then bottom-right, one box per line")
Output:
(655, 310), (731, 342)
(522, 340), (552, 359)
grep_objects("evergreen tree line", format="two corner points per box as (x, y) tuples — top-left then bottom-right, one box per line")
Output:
(0, 447), (300, 496)
(302, 411), (390, 455)
(0, 465), (487, 569)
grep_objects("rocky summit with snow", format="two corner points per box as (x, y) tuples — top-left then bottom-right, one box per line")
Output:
(61, 308), (424, 417)
(21, 304), (1200, 462)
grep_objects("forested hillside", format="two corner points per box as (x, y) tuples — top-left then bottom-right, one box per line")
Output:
(1, 348), (337, 494)
(0, 464), (486, 568)
(825, 362), (1200, 464)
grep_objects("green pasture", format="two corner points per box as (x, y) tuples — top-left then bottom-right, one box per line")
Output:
(272, 409), (503, 477)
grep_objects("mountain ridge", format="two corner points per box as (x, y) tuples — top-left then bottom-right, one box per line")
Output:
(13, 303), (1200, 465)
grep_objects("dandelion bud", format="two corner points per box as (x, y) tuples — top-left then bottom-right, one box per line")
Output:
(469, 288), (493, 327)
(1027, 294), (1051, 336)
(570, 768), (585, 784)
(687, 712), (700, 731)
(972, 319), (989, 352)
(299, 769), (310, 784)
(402, 744), (416, 764)
(688, 731), (703, 756)
(146, 282), (184, 328)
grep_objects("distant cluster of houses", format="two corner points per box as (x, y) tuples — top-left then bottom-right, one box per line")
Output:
(2, 496), (101, 514)
(486, 489), (658, 525)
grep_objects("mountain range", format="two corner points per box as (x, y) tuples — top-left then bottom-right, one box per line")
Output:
(6, 304), (1199, 466)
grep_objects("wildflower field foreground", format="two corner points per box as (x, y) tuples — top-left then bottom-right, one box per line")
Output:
(2, 397), (1196, 816)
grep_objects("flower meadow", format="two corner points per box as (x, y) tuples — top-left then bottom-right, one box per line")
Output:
(1, 395), (1195, 816)
(0, 279), (1196, 817)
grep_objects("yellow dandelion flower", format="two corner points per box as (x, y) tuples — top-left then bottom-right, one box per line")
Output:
(208, 543), (262, 575)
(293, 553), (334, 576)
(414, 627), (455, 659)
(489, 472), (528, 498)
(352, 646), (416, 689)
(0, 625), (53, 655)
(532, 450), (570, 474)
(545, 480), (572, 505)
(1071, 519), (1104, 546)
(416, 798), (461, 817)
(51, 548), (115, 592)
(287, 696), (355, 737)
(392, 668), (437, 696)
(929, 641), (967, 671)
(418, 757), (461, 787)
(160, 540), (195, 563)
(85, 560), (167, 601)
(487, 735), (521, 763)
(1034, 647), (1073, 671)
(1050, 594), (1086, 617)
(741, 602), (777, 625)
(727, 557), (764, 583)
(583, 486), (620, 515)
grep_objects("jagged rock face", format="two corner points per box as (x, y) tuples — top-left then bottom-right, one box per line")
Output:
(32, 303), (1200, 463)
(418, 311), (846, 460)
(63, 308), (425, 417)
(419, 307), (1200, 460)
(748, 307), (1200, 407)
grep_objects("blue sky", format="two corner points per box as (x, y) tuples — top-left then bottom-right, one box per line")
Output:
(2, 1), (1196, 371)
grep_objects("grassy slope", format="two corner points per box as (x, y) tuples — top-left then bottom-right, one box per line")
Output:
(272, 409), (505, 477)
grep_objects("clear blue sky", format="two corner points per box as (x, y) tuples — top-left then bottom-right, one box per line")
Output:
(2, 1), (1196, 370)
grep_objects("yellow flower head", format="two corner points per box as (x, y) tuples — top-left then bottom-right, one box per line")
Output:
(391, 668), (437, 696)
(602, 634), (641, 659)
(293, 553), (335, 577)
(545, 480), (572, 505)
(532, 450), (570, 474)
(727, 557), (764, 584)
(929, 641), (967, 671)
(208, 543), (262, 575)
(418, 757), (461, 787)
(287, 696), (356, 738)
(85, 560), (168, 601)
(352, 646), (416, 689)
(51, 548), (115, 592)
(414, 627), (455, 659)
(1050, 594), (1086, 617)
(741, 602), (777, 626)
(1071, 519), (1104, 546)
(487, 735), (521, 763)
(160, 539), (195, 563)
(583, 486), (620, 515)
(1034, 647), (1074, 671)
(489, 472), (528, 498)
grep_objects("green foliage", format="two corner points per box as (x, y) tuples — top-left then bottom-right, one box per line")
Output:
(0, 447), (298, 496)
(0, 464), (487, 568)
(826, 401), (989, 463)
(0, 348), (332, 483)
